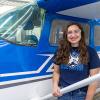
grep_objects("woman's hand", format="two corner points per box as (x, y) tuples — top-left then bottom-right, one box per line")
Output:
(52, 85), (62, 97)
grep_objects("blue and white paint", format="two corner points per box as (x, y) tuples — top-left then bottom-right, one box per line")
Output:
(0, 0), (100, 100)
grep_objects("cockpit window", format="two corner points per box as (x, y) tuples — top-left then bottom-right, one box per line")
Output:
(49, 20), (89, 46)
(0, 2), (45, 46)
(94, 25), (100, 46)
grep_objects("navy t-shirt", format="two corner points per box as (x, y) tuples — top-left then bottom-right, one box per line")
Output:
(53, 46), (100, 91)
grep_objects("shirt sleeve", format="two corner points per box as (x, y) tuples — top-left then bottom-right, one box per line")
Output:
(89, 47), (100, 69)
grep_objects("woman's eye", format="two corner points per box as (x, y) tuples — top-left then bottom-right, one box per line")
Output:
(67, 31), (72, 34)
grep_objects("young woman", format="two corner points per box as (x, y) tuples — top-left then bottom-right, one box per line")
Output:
(52, 22), (100, 100)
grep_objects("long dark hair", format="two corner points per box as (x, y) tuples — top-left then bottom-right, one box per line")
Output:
(54, 22), (89, 65)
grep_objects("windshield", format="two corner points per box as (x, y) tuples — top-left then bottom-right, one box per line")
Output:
(0, 0), (45, 46)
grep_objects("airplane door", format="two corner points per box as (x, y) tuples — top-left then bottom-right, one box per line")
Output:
(38, 14), (90, 76)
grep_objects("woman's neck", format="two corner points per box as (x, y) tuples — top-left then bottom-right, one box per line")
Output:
(71, 43), (79, 47)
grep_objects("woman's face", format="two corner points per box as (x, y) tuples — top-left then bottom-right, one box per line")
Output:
(67, 25), (81, 47)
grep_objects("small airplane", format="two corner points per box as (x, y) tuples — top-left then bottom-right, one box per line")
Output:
(0, 0), (100, 100)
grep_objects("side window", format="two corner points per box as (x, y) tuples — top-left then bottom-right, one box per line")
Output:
(49, 20), (90, 46)
(94, 26), (100, 46)
(0, 3), (45, 46)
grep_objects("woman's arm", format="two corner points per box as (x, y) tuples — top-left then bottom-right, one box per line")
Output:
(52, 64), (61, 96)
(85, 68), (100, 100)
